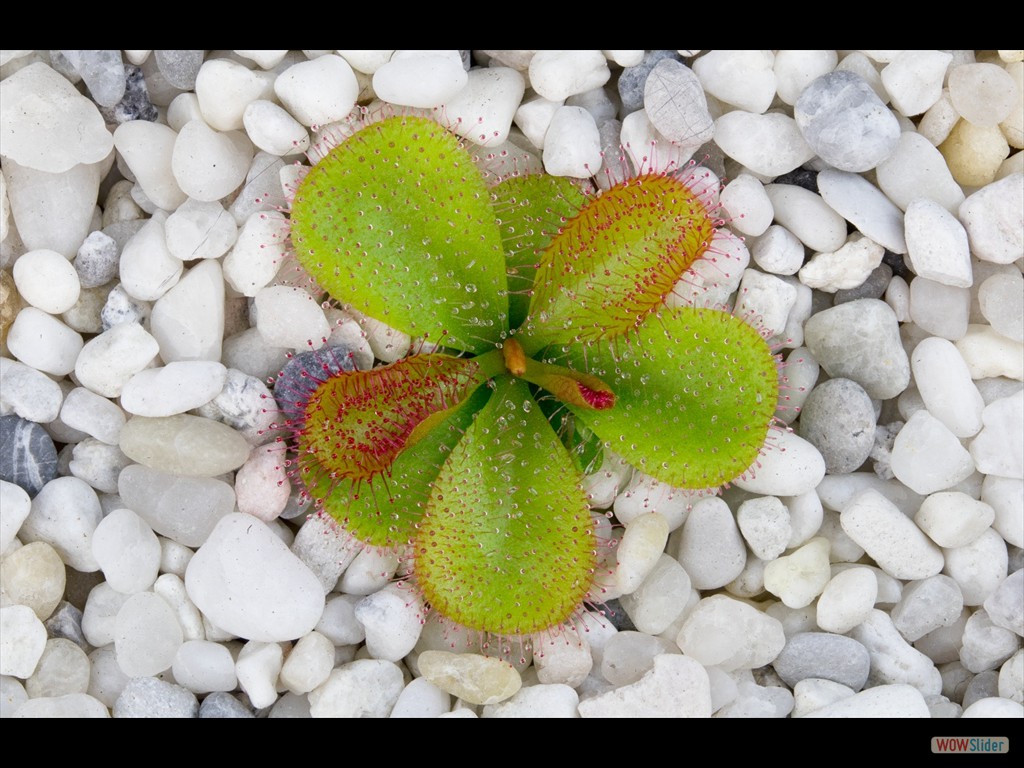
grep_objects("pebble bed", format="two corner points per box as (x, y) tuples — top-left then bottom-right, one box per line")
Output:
(0, 49), (1022, 720)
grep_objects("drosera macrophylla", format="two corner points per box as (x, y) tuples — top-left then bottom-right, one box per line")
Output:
(274, 108), (785, 644)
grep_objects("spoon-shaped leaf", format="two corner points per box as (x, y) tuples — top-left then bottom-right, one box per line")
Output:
(413, 377), (597, 636)
(289, 115), (509, 354)
(295, 354), (488, 546)
(551, 307), (780, 490)
(520, 172), (716, 354)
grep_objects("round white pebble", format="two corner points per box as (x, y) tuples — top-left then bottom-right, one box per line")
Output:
(12, 249), (80, 314)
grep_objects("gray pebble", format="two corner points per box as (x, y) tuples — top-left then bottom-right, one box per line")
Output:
(961, 669), (999, 710)
(834, 263), (893, 304)
(773, 631), (871, 690)
(798, 378), (876, 474)
(0, 414), (58, 497)
(890, 575), (964, 642)
(44, 601), (89, 652)
(617, 50), (681, 115)
(113, 676), (199, 718)
(273, 345), (358, 424)
(75, 231), (120, 289)
(199, 691), (255, 718)
(795, 70), (901, 173)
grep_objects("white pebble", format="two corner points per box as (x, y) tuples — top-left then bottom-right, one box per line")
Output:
(578, 654), (711, 718)
(436, 66), (524, 146)
(81, 583), (131, 648)
(961, 697), (1024, 718)
(0, 358), (63, 424)
(255, 285), (330, 349)
(880, 51), (952, 117)
(904, 199), (972, 287)
(694, 50), (777, 113)
(955, 324), (1024, 380)
(164, 198), (238, 261)
(0, 605), (47, 678)
(982, 475), (1023, 548)
(309, 659), (404, 717)
(75, 321), (159, 398)
(970, 390), (1024, 479)
(912, 337), (984, 438)
(354, 584), (424, 663)
(185, 513), (325, 642)
(373, 50), (467, 109)
(389, 677), (450, 718)
(736, 496), (792, 561)
(721, 174), (773, 236)
(6, 307), (83, 376)
(840, 489), (944, 580)
(0, 62), (113, 173)
(817, 168), (907, 254)
(12, 249), (80, 314)
(234, 446), (289, 522)
(733, 429), (826, 497)
(279, 630), (334, 695)
(763, 184), (847, 253)
(774, 50), (839, 105)
(120, 361), (227, 417)
(112, 121), (187, 211)
(890, 410), (976, 495)
(815, 566), (878, 634)
(943, 528), (1009, 606)
(751, 225), (805, 276)
(949, 62), (1018, 126)
(172, 120), (254, 203)
(21, 476), (102, 572)
(672, 496), (746, 590)
(528, 50), (610, 102)
(803, 683), (929, 717)
(915, 492), (994, 548)
(533, 634), (593, 688)
(875, 132), (965, 213)
(235, 640), (284, 709)
(677, 594), (786, 671)
(958, 173), (1023, 265)
(114, 591), (183, 677)
(620, 553), (691, 636)
(978, 271), (1024, 343)
(150, 259), (225, 362)
(315, 595), (365, 647)
(612, 470), (690, 530)
(542, 106), (602, 178)
(482, 683), (579, 718)
(763, 536), (831, 608)
(715, 112), (815, 176)
(275, 55), (359, 127)
(195, 58), (275, 132)
(59, 386), (125, 445)
(243, 100), (310, 156)
(172, 639), (237, 694)
(92, 508), (161, 594)
(850, 609), (942, 694)
(909, 277), (970, 341)
(799, 235), (885, 292)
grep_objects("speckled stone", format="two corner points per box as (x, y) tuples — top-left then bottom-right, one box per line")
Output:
(0, 415), (58, 496)
(773, 631), (872, 690)
(99, 64), (158, 124)
(113, 676), (198, 718)
(198, 691), (255, 718)
(74, 231), (120, 289)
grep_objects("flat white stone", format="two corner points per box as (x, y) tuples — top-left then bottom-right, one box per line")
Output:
(542, 106), (602, 178)
(904, 198), (972, 287)
(880, 51), (952, 117)
(149, 259), (225, 363)
(528, 50), (610, 102)
(6, 307), (83, 377)
(715, 112), (815, 177)
(578, 654), (711, 718)
(890, 410), (976, 495)
(195, 58), (276, 132)
(693, 50), (776, 113)
(164, 198), (238, 261)
(803, 683), (929, 717)
(958, 173), (1024, 264)
(840, 489), (944, 579)
(113, 121), (187, 211)
(676, 594), (786, 670)
(120, 361), (227, 417)
(911, 337), (985, 437)
(435, 66), (524, 146)
(732, 429), (826, 497)
(275, 55), (359, 127)
(817, 169), (907, 254)
(373, 51), (467, 109)
(309, 659), (404, 717)
(243, 100), (310, 156)
(763, 184), (847, 253)
(172, 120), (254, 203)
(875, 132), (965, 214)
(672, 496), (746, 590)
(816, 566), (878, 634)
(185, 513), (325, 642)
(0, 62), (113, 173)
(12, 249), (80, 314)
(721, 174), (774, 236)
(763, 536), (831, 608)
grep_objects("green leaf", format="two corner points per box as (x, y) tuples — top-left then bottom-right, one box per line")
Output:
(289, 115), (509, 354)
(413, 377), (597, 636)
(520, 173), (717, 354)
(295, 354), (489, 547)
(491, 173), (589, 332)
(552, 307), (780, 490)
